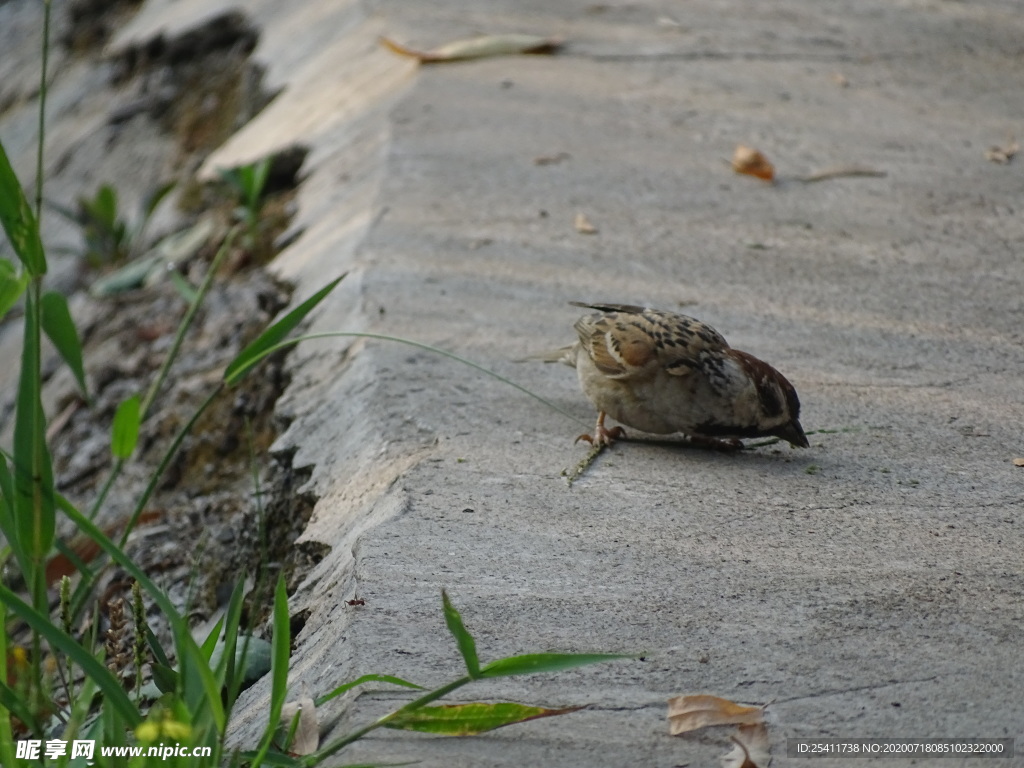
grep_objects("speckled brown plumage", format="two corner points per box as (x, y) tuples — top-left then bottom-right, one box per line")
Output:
(564, 302), (809, 448)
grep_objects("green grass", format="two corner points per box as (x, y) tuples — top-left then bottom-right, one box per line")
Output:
(0, 12), (627, 766)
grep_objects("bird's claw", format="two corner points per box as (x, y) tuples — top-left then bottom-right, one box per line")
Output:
(575, 425), (626, 447)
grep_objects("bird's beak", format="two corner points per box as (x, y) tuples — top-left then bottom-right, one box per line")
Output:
(777, 420), (810, 448)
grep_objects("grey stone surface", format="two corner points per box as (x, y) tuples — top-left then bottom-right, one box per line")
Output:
(236, 1), (1024, 766)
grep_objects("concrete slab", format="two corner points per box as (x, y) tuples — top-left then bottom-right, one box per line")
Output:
(228, 1), (1024, 765)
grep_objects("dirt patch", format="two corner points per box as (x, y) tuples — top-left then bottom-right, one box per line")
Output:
(3, 5), (323, 651)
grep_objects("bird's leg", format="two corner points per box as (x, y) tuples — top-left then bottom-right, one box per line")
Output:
(575, 412), (626, 446)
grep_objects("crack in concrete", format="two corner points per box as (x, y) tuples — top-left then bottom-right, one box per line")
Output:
(774, 676), (941, 705)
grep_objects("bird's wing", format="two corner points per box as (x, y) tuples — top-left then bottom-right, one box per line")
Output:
(572, 303), (729, 379)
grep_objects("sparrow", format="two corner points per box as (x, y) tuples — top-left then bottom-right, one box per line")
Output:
(560, 302), (809, 449)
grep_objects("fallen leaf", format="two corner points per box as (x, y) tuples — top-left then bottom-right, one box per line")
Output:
(280, 694), (318, 756)
(721, 723), (772, 768)
(797, 166), (887, 183)
(1013, 458), (1024, 467)
(667, 694), (764, 735)
(380, 34), (563, 63)
(46, 510), (163, 586)
(985, 137), (1018, 164)
(574, 212), (598, 234)
(732, 145), (775, 182)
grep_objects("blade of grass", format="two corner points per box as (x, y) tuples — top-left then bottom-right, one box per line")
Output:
(110, 395), (141, 460)
(145, 625), (171, 669)
(0, 141), (46, 275)
(130, 180), (175, 260)
(0, 604), (17, 768)
(480, 652), (633, 678)
(315, 674), (424, 707)
(13, 284), (56, 629)
(384, 701), (583, 735)
(0, 582), (142, 727)
(200, 615), (226, 662)
(226, 332), (588, 427)
(59, 502), (223, 724)
(250, 575), (291, 767)
(441, 590), (480, 678)
(33, 0), (52, 226)
(309, 676), (473, 765)
(0, 679), (42, 740)
(0, 258), (29, 321)
(169, 269), (198, 304)
(117, 384), (222, 547)
(224, 274), (345, 385)
(139, 228), (235, 419)
(40, 291), (88, 400)
(177, 619), (227, 739)
(0, 451), (30, 579)
(87, 229), (234, 524)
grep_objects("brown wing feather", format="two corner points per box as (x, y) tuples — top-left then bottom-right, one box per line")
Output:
(572, 302), (729, 379)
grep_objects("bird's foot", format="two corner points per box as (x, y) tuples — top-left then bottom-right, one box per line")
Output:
(575, 416), (626, 447)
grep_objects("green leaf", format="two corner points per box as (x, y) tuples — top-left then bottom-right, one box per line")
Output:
(0, 258), (29, 320)
(0, 678), (42, 735)
(141, 180), (175, 221)
(177, 619), (226, 736)
(111, 395), (141, 459)
(13, 290), (56, 567)
(441, 590), (480, 678)
(0, 582), (142, 726)
(145, 624), (171, 668)
(151, 662), (179, 694)
(92, 185), (118, 229)
(201, 614), (226, 662)
(218, 578), (247, 703)
(247, 157), (272, 209)
(169, 270), (198, 304)
(131, 180), (176, 260)
(57, 502), (227, 737)
(480, 652), (632, 679)
(223, 275), (345, 385)
(315, 674), (424, 707)
(0, 453), (22, 573)
(0, 141), (46, 275)
(250, 576), (291, 767)
(41, 291), (88, 399)
(384, 701), (583, 736)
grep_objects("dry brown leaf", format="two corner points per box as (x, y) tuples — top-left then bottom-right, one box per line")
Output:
(574, 212), (598, 234)
(280, 694), (319, 756)
(985, 137), (1019, 164)
(1013, 458), (1024, 467)
(46, 510), (162, 586)
(721, 723), (772, 768)
(732, 145), (775, 182)
(667, 694), (764, 735)
(380, 34), (563, 63)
